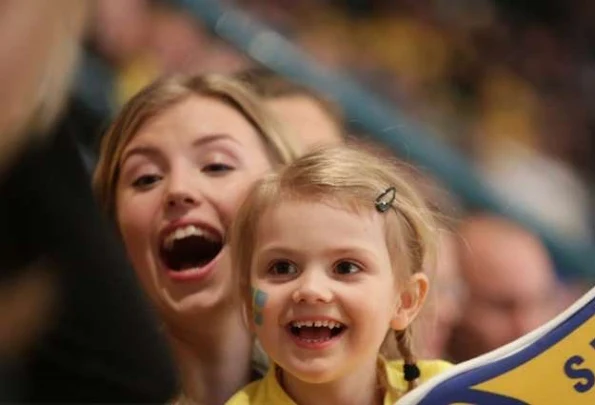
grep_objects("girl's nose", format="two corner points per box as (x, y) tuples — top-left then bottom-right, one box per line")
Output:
(291, 269), (333, 304)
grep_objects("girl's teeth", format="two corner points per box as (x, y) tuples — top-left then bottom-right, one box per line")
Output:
(292, 320), (343, 329)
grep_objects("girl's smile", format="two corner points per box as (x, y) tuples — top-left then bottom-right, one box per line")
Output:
(286, 318), (348, 350)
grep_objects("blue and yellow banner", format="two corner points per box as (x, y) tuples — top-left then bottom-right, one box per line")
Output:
(398, 287), (595, 404)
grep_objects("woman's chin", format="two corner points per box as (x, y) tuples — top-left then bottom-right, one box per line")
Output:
(159, 254), (235, 319)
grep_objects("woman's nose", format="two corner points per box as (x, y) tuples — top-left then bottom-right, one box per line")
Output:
(166, 192), (198, 208)
(164, 171), (203, 210)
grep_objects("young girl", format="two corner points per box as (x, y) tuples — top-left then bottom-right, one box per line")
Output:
(227, 145), (452, 404)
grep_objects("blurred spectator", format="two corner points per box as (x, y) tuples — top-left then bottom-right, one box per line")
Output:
(235, 67), (344, 149)
(421, 230), (466, 361)
(295, 6), (355, 71)
(479, 138), (593, 242)
(91, 0), (155, 105)
(92, 0), (151, 66)
(412, 171), (466, 361)
(200, 39), (253, 75)
(148, 3), (212, 74)
(448, 214), (563, 362)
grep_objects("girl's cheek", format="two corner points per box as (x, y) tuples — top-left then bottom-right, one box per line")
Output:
(251, 287), (268, 326)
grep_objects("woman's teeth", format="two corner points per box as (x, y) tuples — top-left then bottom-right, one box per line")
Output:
(163, 225), (214, 250)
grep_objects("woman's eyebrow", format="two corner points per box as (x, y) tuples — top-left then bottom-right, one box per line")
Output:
(191, 133), (240, 149)
(121, 133), (240, 165)
(121, 146), (160, 166)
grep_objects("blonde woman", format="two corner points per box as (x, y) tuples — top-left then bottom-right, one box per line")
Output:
(93, 73), (301, 404)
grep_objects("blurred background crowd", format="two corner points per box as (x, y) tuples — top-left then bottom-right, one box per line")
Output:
(1, 0), (595, 400)
(79, 0), (595, 359)
(88, 0), (595, 244)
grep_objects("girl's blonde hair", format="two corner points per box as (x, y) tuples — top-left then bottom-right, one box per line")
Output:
(93, 73), (301, 217)
(230, 145), (438, 395)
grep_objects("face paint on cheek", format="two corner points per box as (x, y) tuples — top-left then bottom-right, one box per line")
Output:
(251, 287), (268, 326)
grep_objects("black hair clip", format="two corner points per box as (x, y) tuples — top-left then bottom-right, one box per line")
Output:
(375, 187), (396, 213)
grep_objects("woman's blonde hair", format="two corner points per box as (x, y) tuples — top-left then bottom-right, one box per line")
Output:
(230, 145), (438, 395)
(93, 73), (301, 218)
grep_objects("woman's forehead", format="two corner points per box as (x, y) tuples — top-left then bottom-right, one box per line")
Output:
(121, 95), (268, 155)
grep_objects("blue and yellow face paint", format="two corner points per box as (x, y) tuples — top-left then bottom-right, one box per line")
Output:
(251, 287), (268, 326)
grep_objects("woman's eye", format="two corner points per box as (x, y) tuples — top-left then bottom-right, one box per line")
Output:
(334, 261), (361, 275)
(268, 260), (298, 276)
(202, 163), (234, 174)
(131, 174), (161, 189)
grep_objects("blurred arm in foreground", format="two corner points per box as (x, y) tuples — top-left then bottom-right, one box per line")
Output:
(0, 0), (176, 402)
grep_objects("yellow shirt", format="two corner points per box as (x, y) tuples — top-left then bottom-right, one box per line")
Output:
(225, 358), (452, 405)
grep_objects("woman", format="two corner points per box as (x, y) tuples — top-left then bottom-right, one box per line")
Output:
(93, 73), (301, 404)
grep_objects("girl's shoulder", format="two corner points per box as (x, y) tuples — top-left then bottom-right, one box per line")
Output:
(417, 359), (454, 380)
(225, 366), (293, 405)
(224, 381), (260, 405)
(385, 358), (453, 384)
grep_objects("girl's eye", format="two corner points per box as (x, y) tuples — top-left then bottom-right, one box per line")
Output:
(132, 174), (161, 189)
(268, 260), (298, 276)
(202, 163), (234, 174)
(334, 261), (361, 275)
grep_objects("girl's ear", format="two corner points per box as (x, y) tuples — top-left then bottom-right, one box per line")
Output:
(390, 273), (429, 330)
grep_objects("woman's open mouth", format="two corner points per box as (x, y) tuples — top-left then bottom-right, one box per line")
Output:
(159, 224), (223, 275)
